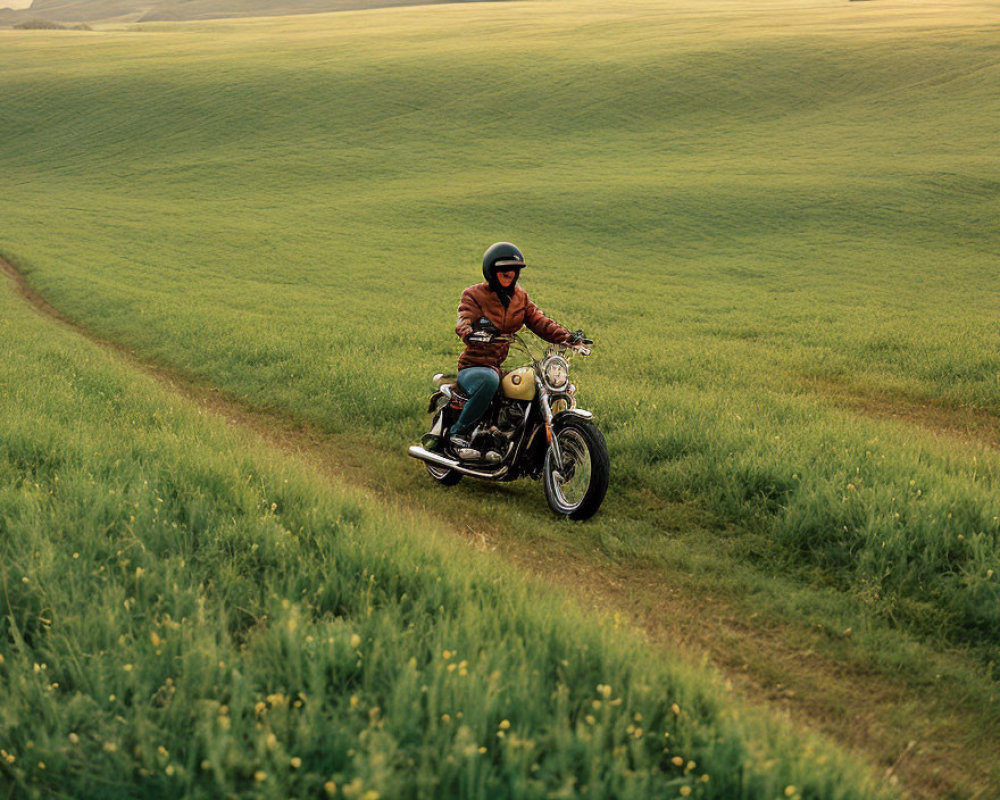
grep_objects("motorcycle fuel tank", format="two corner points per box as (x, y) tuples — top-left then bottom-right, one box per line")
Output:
(502, 367), (536, 401)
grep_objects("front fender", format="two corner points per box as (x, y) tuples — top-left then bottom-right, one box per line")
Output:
(553, 408), (594, 424)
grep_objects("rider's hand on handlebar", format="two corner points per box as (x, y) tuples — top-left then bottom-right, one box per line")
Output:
(465, 317), (502, 345)
(568, 329), (594, 346)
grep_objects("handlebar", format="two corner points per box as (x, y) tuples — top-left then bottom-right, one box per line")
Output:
(467, 330), (594, 357)
(489, 332), (592, 357)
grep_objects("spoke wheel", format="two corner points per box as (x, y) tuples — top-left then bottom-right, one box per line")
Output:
(425, 462), (462, 486)
(543, 418), (609, 520)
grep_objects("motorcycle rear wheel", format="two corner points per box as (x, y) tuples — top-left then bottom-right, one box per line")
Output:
(425, 463), (463, 486)
(543, 417), (609, 520)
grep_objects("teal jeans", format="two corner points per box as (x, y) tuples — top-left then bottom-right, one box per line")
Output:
(451, 367), (500, 436)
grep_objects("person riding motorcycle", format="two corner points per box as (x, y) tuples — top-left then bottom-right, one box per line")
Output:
(450, 242), (575, 459)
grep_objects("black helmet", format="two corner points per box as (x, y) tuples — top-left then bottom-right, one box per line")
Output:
(482, 242), (526, 287)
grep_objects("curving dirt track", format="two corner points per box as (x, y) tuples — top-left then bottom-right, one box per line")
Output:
(2, 255), (996, 800)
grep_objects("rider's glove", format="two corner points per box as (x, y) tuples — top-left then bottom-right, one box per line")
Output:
(568, 329), (594, 345)
(466, 317), (500, 345)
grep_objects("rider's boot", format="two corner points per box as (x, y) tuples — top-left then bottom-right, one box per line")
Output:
(449, 433), (481, 461)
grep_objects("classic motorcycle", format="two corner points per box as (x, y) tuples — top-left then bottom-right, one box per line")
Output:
(407, 330), (609, 520)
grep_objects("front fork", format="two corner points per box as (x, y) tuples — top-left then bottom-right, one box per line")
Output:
(536, 377), (564, 476)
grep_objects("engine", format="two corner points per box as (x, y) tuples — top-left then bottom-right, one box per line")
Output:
(496, 400), (527, 437)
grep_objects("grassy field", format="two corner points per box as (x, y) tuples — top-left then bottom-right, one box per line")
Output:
(0, 268), (891, 797)
(0, 0), (456, 27)
(0, 0), (998, 793)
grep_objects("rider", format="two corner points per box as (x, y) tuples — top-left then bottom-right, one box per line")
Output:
(450, 242), (573, 459)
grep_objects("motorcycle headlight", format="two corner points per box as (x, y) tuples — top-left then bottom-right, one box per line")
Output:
(542, 355), (570, 391)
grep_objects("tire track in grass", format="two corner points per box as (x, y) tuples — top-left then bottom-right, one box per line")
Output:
(802, 377), (1000, 450)
(2, 255), (996, 799)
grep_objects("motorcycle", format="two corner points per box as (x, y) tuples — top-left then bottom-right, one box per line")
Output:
(407, 330), (610, 520)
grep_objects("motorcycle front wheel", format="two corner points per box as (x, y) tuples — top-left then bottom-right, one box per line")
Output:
(543, 417), (609, 520)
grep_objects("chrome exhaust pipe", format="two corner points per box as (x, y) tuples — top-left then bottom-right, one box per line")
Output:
(408, 445), (510, 480)
(408, 445), (460, 470)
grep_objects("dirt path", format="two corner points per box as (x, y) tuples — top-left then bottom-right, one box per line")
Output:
(802, 377), (1000, 450)
(2, 256), (995, 799)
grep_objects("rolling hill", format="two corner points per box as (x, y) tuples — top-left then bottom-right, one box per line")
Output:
(1, 0), (997, 794)
(1, 0), (469, 25)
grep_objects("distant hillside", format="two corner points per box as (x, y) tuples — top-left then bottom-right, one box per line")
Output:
(1, 0), (473, 25)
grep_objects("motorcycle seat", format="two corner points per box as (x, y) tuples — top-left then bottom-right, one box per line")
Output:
(440, 384), (469, 401)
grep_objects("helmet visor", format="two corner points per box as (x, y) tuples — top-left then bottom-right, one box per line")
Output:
(493, 258), (526, 269)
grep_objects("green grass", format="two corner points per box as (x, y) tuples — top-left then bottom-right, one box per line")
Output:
(0, 0), (998, 790)
(0, 275), (889, 798)
(3, 0), (996, 656)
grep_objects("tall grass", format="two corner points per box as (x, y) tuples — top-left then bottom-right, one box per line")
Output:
(0, 0), (996, 659)
(0, 284), (889, 797)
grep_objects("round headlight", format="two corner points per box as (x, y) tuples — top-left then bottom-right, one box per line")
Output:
(542, 356), (570, 391)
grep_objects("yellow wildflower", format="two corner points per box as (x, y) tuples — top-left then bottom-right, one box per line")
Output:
(350, 634), (362, 649)
(290, 757), (302, 768)
(498, 720), (511, 730)
(324, 781), (337, 796)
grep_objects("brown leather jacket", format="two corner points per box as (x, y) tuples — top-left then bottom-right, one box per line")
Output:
(456, 282), (570, 371)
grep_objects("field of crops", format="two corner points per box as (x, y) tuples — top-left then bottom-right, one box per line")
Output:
(1, 0), (998, 795)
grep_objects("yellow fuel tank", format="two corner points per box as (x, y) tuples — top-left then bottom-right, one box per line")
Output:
(502, 367), (536, 401)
